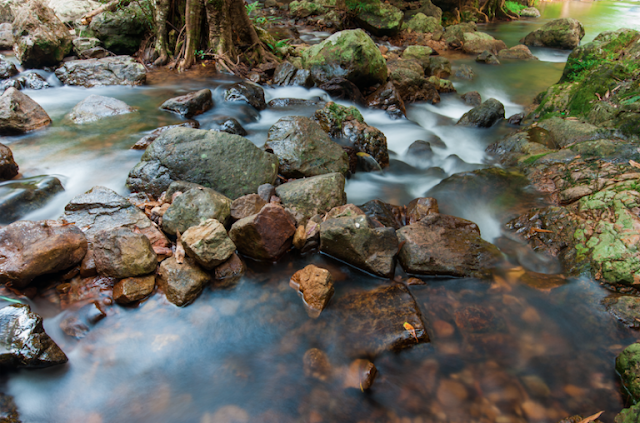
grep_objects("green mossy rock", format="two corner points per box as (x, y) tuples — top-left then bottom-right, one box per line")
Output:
(289, 0), (326, 18)
(521, 17), (585, 50)
(617, 343), (640, 402)
(355, 2), (403, 36)
(615, 403), (640, 422)
(405, 13), (442, 34)
(401, 45), (434, 71)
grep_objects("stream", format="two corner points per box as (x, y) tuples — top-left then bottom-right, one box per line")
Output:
(3, 1), (640, 422)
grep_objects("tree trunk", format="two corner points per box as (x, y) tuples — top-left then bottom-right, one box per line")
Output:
(180, 0), (202, 69)
(154, 0), (171, 66)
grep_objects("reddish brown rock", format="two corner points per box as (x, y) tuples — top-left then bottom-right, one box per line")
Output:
(325, 204), (365, 220)
(303, 348), (332, 381)
(79, 249), (97, 277)
(230, 194), (267, 220)
(0, 88), (52, 135)
(157, 256), (211, 307)
(113, 274), (156, 304)
(406, 197), (439, 224)
(0, 143), (18, 180)
(290, 265), (335, 318)
(343, 359), (377, 390)
(229, 204), (297, 261)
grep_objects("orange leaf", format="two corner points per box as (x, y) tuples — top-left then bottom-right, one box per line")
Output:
(577, 411), (604, 423)
(403, 322), (419, 343)
(630, 160), (640, 169)
(532, 228), (553, 234)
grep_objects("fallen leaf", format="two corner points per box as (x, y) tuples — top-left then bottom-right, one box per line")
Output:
(532, 228), (553, 234)
(175, 231), (185, 264)
(630, 159), (640, 169)
(577, 410), (604, 423)
(403, 322), (419, 343)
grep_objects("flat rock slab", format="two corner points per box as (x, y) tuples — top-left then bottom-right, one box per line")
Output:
(0, 88), (51, 135)
(160, 89), (213, 118)
(67, 95), (136, 124)
(55, 56), (146, 87)
(0, 304), (68, 368)
(157, 256), (211, 307)
(223, 82), (266, 111)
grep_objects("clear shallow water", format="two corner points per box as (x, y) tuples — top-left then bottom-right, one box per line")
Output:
(2, 2), (640, 422)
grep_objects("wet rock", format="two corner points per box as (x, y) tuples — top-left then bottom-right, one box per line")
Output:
(19, 72), (51, 90)
(72, 37), (101, 56)
(398, 214), (503, 277)
(497, 44), (538, 60)
(12, 0), (72, 67)
(303, 348), (332, 381)
(131, 121), (200, 150)
(162, 186), (232, 235)
(387, 58), (440, 104)
(617, 343), (640, 402)
(0, 304), (68, 368)
(521, 18), (585, 50)
(405, 13), (441, 33)
(429, 56), (452, 79)
(230, 194), (266, 220)
(273, 61), (313, 87)
(406, 197), (439, 224)
(354, 2), (403, 37)
(217, 118), (246, 136)
(316, 78), (365, 104)
(461, 91), (482, 107)
(508, 112), (525, 126)
(0, 220), (87, 288)
(320, 215), (398, 278)
(268, 98), (324, 108)
(302, 29), (387, 89)
(462, 32), (507, 55)
(0, 175), (64, 223)
(54, 56), (146, 87)
(160, 89), (213, 118)
(181, 219), (236, 270)
(0, 23), (14, 50)
(290, 264), (334, 318)
(476, 50), (500, 65)
(157, 256), (211, 307)
(0, 56), (17, 79)
(265, 116), (349, 178)
(275, 173), (347, 222)
(0, 143), (18, 180)
(0, 88), (51, 134)
(258, 183), (275, 203)
(314, 102), (364, 138)
(67, 95), (136, 124)
(112, 274), (155, 304)
(88, 3), (146, 54)
(359, 199), (404, 229)
(92, 227), (156, 278)
(0, 393), (20, 423)
(343, 359), (377, 390)
(214, 253), (245, 285)
(224, 82), (266, 111)
(127, 128), (278, 199)
(457, 98), (505, 128)
(365, 81), (406, 119)
(605, 296), (640, 329)
(454, 64), (475, 80)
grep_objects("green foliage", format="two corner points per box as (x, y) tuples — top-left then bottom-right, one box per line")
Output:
(345, 0), (380, 14)
(112, 0), (155, 31)
(504, 1), (526, 14)
(245, 1), (280, 27)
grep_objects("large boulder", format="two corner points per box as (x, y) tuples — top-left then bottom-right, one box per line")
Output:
(617, 343), (640, 402)
(405, 13), (442, 34)
(92, 228), (157, 278)
(157, 256), (211, 307)
(0, 88), (51, 134)
(0, 176), (64, 224)
(161, 186), (232, 235)
(88, 3), (146, 54)
(160, 89), (213, 118)
(275, 173), (347, 221)
(521, 18), (585, 50)
(457, 98), (505, 128)
(12, 0), (72, 68)
(397, 214), (502, 278)
(0, 304), (67, 368)
(48, 0), (100, 24)
(0, 143), (18, 180)
(320, 215), (398, 278)
(229, 203), (297, 261)
(354, 3), (403, 37)
(264, 116), (349, 178)
(67, 95), (136, 124)
(54, 56), (146, 87)
(302, 29), (387, 89)
(181, 219), (236, 270)
(127, 128), (279, 199)
(0, 220), (88, 288)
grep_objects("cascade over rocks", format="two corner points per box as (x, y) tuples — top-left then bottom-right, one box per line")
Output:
(67, 95), (137, 124)
(0, 88), (51, 134)
(160, 89), (213, 118)
(457, 98), (505, 128)
(275, 173), (347, 222)
(521, 18), (585, 50)
(0, 220), (88, 288)
(0, 304), (68, 368)
(223, 82), (267, 111)
(161, 186), (232, 235)
(0, 143), (18, 180)
(55, 56), (146, 87)
(127, 128), (278, 199)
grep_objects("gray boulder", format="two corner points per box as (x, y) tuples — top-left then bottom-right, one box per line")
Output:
(160, 89), (213, 118)
(67, 95), (136, 124)
(161, 186), (232, 235)
(457, 98), (505, 128)
(521, 18), (585, 49)
(127, 128), (278, 199)
(55, 56), (146, 87)
(0, 88), (51, 134)
(275, 173), (347, 221)
(49, 0), (101, 24)
(92, 227), (157, 278)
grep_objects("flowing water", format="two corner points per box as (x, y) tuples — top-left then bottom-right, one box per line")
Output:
(2, 2), (640, 422)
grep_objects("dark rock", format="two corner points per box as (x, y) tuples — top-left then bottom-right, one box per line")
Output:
(406, 197), (439, 224)
(397, 214), (502, 277)
(89, 3), (146, 54)
(457, 98), (505, 128)
(265, 116), (349, 178)
(0, 175), (64, 223)
(131, 121), (200, 150)
(461, 91), (482, 107)
(160, 89), (213, 118)
(290, 264), (334, 318)
(72, 37), (101, 56)
(0, 56), (17, 79)
(92, 227), (157, 278)
(218, 118), (246, 136)
(0, 220), (87, 288)
(0, 143), (18, 180)
(224, 82), (266, 111)
(359, 199), (404, 229)
(113, 274), (155, 304)
(231, 194), (267, 220)
(507, 113), (525, 126)
(521, 18), (585, 49)
(273, 61), (298, 86)
(181, 219), (236, 269)
(476, 50), (500, 65)
(275, 173), (347, 221)
(229, 203), (296, 261)
(0, 393), (20, 423)
(127, 128), (278, 199)
(387, 58), (440, 104)
(454, 64), (474, 80)
(0, 88), (51, 134)
(268, 98), (325, 108)
(214, 253), (245, 285)
(428, 56), (452, 79)
(320, 215), (398, 278)
(67, 95), (136, 124)
(162, 186), (232, 235)
(317, 78), (365, 104)
(54, 56), (146, 87)
(0, 304), (68, 368)
(365, 81), (406, 119)
(157, 256), (211, 307)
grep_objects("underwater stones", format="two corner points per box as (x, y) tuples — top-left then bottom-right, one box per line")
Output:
(290, 264), (335, 318)
(303, 348), (332, 381)
(320, 215), (398, 278)
(55, 56), (146, 87)
(0, 143), (18, 180)
(521, 18), (585, 49)
(275, 173), (347, 221)
(617, 343), (640, 402)
(127, 128), (278, 199)
(0, 304), (68, 368)
(67, 95), (136, 124)
(112, 274), (155, 304)
(0, 175), (64, 224)
(0, 220), (87, 288)
(354, 2), (403, 37)
(0, 88), (51, 134)
(302, 29), (388, 89)
(161, 186), (232, 235)
(157, 256), (211, 307)
(181, 219), (236, 270)
(160, 89), (213, 118)
(229, 203), (297, 261)
(223, 82), (266, 111)
(92, 228), (157, 278)
(457, 98), (505, 128)
(397, 214), (502, 278)
(265, 116), (349, 178)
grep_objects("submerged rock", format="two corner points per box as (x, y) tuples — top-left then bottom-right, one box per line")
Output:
(223, 82), (266, 111)
(157, 256), (211, 307)
(67, 95), (136, 124)
(0, 88), (51, 134)
(112, 274), (155, 304)
(161, 186), (232, 235)
(0, 220), (87, 288)
(290, 264), (334, 318)
(127, 128), (278, 199)
(457, 98), (505, 128)
(0, 143), (18, 180)
(0, 304), (68, 368)
(160, 89), (213, 118)
(92, 228), (157, 278)
(275, 173), (347, 221)
(521, 18), (585, 49)
(181, 219), (236, 270)
(0, 175), (64, 223)
(55, 56), (146, 87)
